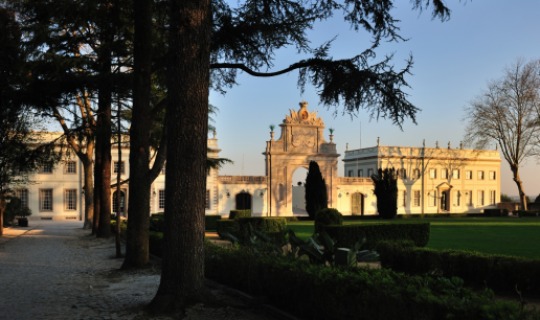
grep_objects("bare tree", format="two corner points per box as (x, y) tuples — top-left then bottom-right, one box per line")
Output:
(464, 59), (540, 211)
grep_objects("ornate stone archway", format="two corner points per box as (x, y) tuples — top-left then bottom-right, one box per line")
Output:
(264, 102), (340, 216)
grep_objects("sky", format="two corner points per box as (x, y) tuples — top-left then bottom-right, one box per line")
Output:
(209, 0), (540, 198)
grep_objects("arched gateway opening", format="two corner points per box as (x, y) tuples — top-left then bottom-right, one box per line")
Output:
(264, 102), (340, 216)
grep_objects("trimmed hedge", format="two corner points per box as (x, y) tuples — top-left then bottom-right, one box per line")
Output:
(151, 213), (223, 232)
(228, 209), (251, 220)
(378, 241), (540, 297)
(216, 219), (240, 239)
(324, 223), (430, 248)
(516, 210), (540, 218)
(205, 244), (531, 320)
(216, 217), (288, 243)
(205, 215), (222, 231)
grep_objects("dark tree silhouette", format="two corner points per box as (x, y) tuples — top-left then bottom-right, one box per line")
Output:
(371, 168), (398, 219)
(305, 161), (328, 219)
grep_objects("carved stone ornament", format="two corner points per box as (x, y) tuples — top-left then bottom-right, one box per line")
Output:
(283, 101), (324, 126)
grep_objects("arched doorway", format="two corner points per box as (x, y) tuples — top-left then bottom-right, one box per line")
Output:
(235, 191), (252, 211)
(292, 167), (308, 215)
(351, 192), (365, 216)
(112, 190), (126, 216)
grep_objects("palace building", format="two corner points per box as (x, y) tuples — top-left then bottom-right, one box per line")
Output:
(13, 102), (501, 220)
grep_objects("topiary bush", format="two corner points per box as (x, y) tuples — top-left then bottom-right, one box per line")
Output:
(314, 208), (343, 234)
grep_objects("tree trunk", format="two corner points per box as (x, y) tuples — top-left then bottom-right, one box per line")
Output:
(82, 156), (94, 229)
(150, 0), (211, 311)
(95, 8), (114, 238)
(122, 0), (153, 268)
(0, 197), (5, 236)
(511, 166), (528, 211)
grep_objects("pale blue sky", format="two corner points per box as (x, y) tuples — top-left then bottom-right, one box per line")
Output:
(211, 0), (540, 198)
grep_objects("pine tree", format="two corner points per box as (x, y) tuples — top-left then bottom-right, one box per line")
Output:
(305, 161), (328, 219)
(371, 168), (398, 219)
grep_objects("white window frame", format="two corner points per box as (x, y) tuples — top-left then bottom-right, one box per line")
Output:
(441, 168), (448, 179)
(477, 171), (485, 180)
(64, 189), (77, 211)
(39, 189), (53, 211)
(158, 190), (165, 210)
(64, 161), (77, 174)
(39, 163), (53, 174)
(413, 190), (420, 207)
(429, 168), (437, 179)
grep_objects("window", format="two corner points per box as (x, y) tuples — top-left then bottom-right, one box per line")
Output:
(39, 163), (53, 174)
(16, 189), (29, 209)
(489, 171), (496, 180)
(454, 190), (461, 206)
(348, 170), (353, 177)
(64, 161), (77, 174)
(412, 168), (421, 179)
(64, 189), (77, 211)
(467, 190), (473, 206)
(158, 190), (165, 209)
(113, 161), (125, 174)
(206, 190), (211, 209)
(358, 169), (363, 177)
(398, 168), (406, 179)
(477, 171), (485, 180)
(429, 190), (437, 206)
(465, 170), (472, 180)
(478, 190), (485, 206)
(490, 190), (496, 205)
(429, 168), (437, 179)
(441, 169), (448, 179)
(413, 190), (420, 207)
(39, 189), (53, 211)
(367, 169), (373, 177)
(401, 190), (407, 207)
(452, 169), (460, 179)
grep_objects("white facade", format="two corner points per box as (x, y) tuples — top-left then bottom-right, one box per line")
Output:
(342, 142), (501, 214)
(14, 103), (501, 220)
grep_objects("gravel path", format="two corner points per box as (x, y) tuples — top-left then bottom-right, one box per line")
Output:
(0, 221), (281, 320)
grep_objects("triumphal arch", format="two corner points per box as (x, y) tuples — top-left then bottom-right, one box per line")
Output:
(263, 101), (340, 216)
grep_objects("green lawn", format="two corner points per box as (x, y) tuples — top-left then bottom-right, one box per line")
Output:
(287, 218), (540, 259)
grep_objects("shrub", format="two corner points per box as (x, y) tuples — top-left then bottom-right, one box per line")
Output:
(216, 219), (240, 239)
(314, 208), (343, 234)
(325, 223), (430, 248)
(149, 213), (165, 232)
(205, 215), (222, 231)
(205, 243), (530, 320)
(377, 242), (540, 297)
(228, 209), (251, 220)
(516, 210), (539, 218)
(5, 197), (32, 224)
(484, 208), (508, 217)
